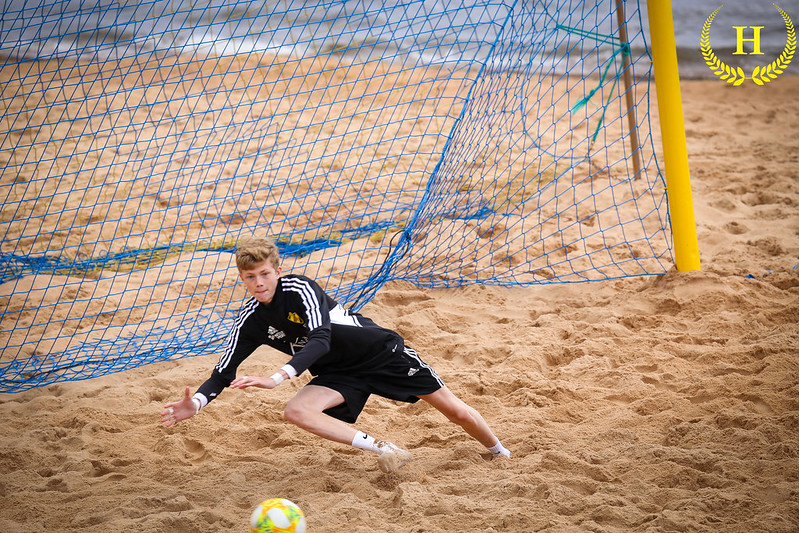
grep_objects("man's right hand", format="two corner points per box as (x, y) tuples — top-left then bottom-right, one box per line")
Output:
(161, 386), (197, 427)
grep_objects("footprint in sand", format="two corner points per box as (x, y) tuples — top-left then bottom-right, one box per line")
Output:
(182, 437), (209, 463)
(723, 221), (748, 235)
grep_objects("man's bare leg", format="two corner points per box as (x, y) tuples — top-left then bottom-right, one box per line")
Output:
(283, 385), (412, 472)
(419, 386), (510, 457)
(283, 385), (357, 444)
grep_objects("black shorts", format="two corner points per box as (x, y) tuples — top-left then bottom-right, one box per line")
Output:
(308, 343), (444, 423)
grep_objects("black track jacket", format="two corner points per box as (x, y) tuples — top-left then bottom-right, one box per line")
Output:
(195, 274), (402, 405)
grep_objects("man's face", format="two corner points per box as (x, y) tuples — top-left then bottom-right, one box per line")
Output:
(239, 260), (282, 304)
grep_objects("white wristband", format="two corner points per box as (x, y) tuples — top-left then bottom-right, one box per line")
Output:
(270, 372), (285, 385)
(191, 397), (201, 415)
(281, 364), (297, 379)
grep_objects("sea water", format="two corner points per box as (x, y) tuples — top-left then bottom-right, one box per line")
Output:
(0, 0), (795, 78)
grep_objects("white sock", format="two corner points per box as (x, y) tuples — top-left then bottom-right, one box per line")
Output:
(352, 431), (380, 453)
(488, 441), (511, 458)
(352, 431), (404, 455)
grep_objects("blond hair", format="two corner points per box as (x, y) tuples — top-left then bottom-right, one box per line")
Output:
(235, 236), (280, 271)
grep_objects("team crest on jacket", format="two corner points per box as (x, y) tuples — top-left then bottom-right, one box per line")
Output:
(287, 312), (304, 324)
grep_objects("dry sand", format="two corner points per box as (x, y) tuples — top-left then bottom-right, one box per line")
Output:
(0, 75), (798, 532)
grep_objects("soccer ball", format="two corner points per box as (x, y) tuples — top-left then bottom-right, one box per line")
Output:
(250, 498), (306, 533)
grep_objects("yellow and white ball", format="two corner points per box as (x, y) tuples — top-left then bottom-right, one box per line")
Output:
(250, 498), (306, 533)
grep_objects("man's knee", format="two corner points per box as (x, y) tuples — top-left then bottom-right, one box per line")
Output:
(284, 385), (345, 428)
(283, 399), (306, 426)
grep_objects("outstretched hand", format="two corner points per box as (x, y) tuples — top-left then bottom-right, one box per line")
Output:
(161, 386), (196, 427)
(230, 375), (278, 390)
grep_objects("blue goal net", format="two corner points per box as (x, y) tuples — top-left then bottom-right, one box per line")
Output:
(0, 0), (669, 392)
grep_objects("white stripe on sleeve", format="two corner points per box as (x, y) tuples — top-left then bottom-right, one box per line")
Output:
(216, 297), (259, 372)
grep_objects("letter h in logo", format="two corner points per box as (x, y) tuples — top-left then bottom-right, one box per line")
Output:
(733, 25), (765, 55)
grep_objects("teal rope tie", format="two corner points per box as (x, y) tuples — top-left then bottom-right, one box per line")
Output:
(557, 24), (632, 142)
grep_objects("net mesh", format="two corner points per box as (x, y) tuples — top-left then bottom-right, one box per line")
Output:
(0, 0), (670, 392)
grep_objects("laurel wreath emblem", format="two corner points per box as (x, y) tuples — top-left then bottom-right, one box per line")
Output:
(701, 3), (795, 85)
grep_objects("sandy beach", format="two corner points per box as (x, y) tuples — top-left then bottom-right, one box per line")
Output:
(0, 67), (798, 533)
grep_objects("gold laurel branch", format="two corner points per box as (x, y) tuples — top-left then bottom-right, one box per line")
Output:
(752, 4), (795, 85)
(701, 5), (746, 85)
